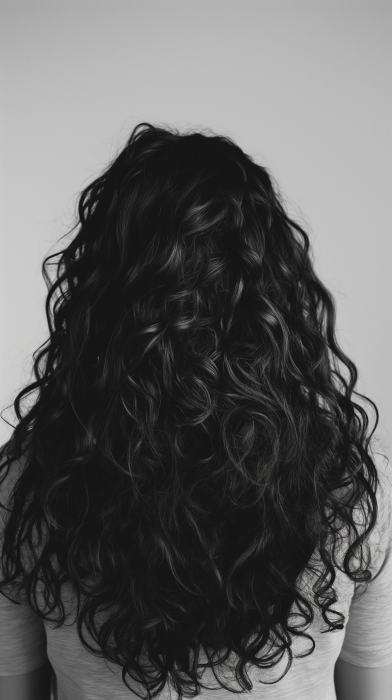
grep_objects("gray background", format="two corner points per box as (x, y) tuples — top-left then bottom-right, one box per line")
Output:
(0, 0), (390, 459)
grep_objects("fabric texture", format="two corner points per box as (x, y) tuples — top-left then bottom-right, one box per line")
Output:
(1, 450), (391, 700)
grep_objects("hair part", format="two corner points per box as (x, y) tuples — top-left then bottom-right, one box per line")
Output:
(0, 121), (382, 699)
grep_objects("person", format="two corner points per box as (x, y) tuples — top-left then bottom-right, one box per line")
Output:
(0, 122), (391, 700)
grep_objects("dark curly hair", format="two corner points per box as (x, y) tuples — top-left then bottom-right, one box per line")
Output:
(0, 121), (384, 699)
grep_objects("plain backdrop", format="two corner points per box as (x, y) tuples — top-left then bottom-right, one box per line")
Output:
(0, 0), (390, 460)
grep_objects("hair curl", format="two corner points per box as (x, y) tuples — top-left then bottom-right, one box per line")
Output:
(0, 122), (384, 698)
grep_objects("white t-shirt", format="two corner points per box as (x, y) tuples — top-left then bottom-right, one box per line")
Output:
(1, 450), (391, 700)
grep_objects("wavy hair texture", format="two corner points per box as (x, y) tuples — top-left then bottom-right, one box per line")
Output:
(0, 122), (384, 699)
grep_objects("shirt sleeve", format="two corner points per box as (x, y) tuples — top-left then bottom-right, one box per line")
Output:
(338, 451), (392, 667)
(0, 448), (48, 675)
(0, 591), (48, 675)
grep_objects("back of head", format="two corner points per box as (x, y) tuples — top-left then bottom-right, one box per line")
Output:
(0, 122), (382, 699)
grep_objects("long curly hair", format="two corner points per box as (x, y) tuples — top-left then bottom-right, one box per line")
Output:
(0, 122), (383, 699)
